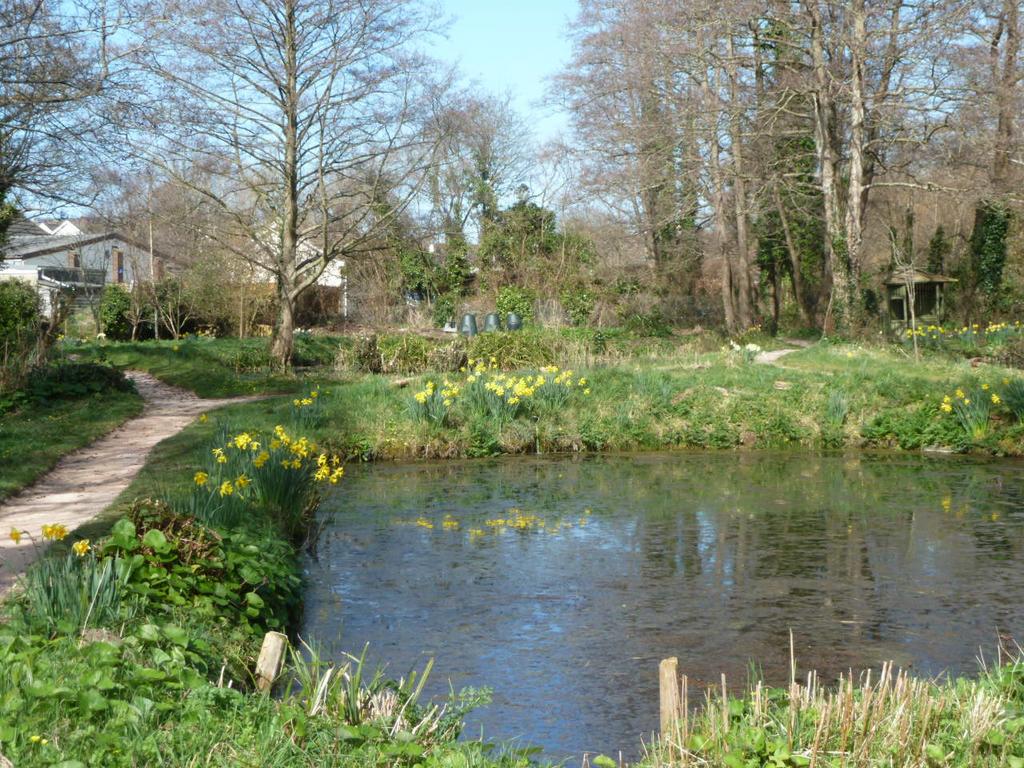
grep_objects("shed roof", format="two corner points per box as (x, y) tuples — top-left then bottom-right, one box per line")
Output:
(884, 267), (958, 286)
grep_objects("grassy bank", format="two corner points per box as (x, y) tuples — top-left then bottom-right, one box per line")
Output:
(0, 364), (143, 501)
(647, 658), (1024, 767)
(0, 410), (514, 768)
(113, 342), (1024, 462)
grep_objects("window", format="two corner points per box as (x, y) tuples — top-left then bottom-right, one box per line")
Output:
(114, 248), (124, 283)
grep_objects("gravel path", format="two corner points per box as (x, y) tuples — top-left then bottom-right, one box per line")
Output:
(0, 372), (261, 592)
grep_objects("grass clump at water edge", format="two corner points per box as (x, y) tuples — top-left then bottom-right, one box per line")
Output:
(648, 650), (1024, 768)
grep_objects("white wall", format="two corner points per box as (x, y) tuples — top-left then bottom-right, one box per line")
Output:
(18, 237), (154, 285)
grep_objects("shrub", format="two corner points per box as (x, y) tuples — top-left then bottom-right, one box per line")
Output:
(561, 286), (596, 326)
(432, 291), (458, 327)
(0, 279), (38, 347)
(496, 285), (536, 324)
(99, 284), (134, 340)
(467, 329), (557, 369)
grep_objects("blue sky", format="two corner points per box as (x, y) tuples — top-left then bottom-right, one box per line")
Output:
(431, 0), (577, 141)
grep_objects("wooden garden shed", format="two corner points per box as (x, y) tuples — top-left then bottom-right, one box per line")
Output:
(885, 267), (957, 329)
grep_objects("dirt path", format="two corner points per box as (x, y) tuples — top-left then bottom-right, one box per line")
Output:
(0, 372), (262, 592)
(754, 339), (814, 365)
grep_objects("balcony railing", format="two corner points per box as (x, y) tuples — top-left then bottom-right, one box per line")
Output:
(38, 266), (107, 286)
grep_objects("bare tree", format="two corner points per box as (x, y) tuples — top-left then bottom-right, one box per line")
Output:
(122, 0), (443, 365)
(1, 0), (134, 218)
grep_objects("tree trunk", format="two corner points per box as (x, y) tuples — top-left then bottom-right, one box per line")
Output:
(993, 0), (1020, 194)
(270, 291), (296, 366)
(773, 183), (812, 326)
(726, 34), (756, 328)
(271, 0), (301, 370)
(806, 0), (847, 333)
(842, 0), (868, 328)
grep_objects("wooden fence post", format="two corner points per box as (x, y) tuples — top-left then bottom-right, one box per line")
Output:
(659, 656), (681, 737)
(255, 631), (288, 692)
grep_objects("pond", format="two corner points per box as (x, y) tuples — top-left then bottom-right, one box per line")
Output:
(301, 452), (1024, 760)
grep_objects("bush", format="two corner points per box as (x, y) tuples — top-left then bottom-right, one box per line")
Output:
(2, 359), (134, 414)
(561, 286), (596, 326)
(0, 279), (38, 347)
(99, 284), (134, 340)
(496, 285), (536, 324)
(467, 329), (558, 369)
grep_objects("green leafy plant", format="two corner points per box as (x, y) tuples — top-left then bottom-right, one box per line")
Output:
(20, 551), (135, 635)
(99, 284), (134, 341)
(496, 285), (536, 324)
(561, 286), (596, 327)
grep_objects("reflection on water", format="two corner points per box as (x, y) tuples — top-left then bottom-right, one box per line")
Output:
(301, 452), (1024, 759)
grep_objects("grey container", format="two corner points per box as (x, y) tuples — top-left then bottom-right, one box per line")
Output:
(506, 312), (523, 331)
(483, 313), (502, 332)
(459, 313), (478, 336)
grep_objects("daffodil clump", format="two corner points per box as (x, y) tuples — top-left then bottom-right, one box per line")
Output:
(291, 386), (324, 427)
(727, 340), (762, 363)
(8, 523), (84, 549)
(410, 359), (591, 426)
(189, 425), (343, 533)
(904, 320), (1024, 350)
(939, 383), (1002, 441)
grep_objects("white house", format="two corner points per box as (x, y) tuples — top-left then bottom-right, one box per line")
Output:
(0, 218), (165, 315)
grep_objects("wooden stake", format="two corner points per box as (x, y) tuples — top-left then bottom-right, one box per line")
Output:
(659, 657), (681, 737)
(255, 631), (288, 692)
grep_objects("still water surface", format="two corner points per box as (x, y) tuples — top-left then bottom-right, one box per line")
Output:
(302, 452), (1024, 759)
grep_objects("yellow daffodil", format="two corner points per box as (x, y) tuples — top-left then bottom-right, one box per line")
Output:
(219, 481), (234, 497)
(72, 539), (90, 556)
(41, 524), (68, 541)
(194, 470), (209, 486)
(9, 528), (23, 544)
(992, 394), (1001, 404)
(235, 473), (250, 489)
(253, 451), (270, 469)
(198, 413), (208, 423)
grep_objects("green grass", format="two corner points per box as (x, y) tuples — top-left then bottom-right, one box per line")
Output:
(70, 336), (334, 397)
(646, 657), (1024, 767)
(0, 388), (143, 501)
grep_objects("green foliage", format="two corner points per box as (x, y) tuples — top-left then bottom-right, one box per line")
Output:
(495, 285), (536, 323)
(645, 662), (1024, 768)
(399, 247), (436, 296)
(620, 309), (672, 338)
(99, 284), (134, 340)
(969, 200), (1012, 299)
(20, 552), (135, 635)
(433, 292), (458, 327)
(467, 330), (555, 369)
(0, 195), (15, 244)
(560, 286), (596, 326)
(927, 224), (952, 274)
(0, 278), (39, 348)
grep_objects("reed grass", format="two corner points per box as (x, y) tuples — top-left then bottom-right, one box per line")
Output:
(647, 647), (1024, 768)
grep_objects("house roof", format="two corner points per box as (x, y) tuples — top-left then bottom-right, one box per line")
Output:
(884, 267), (958, 286)
(5, 218), (50, 238)
(1, 230), (172, 263)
